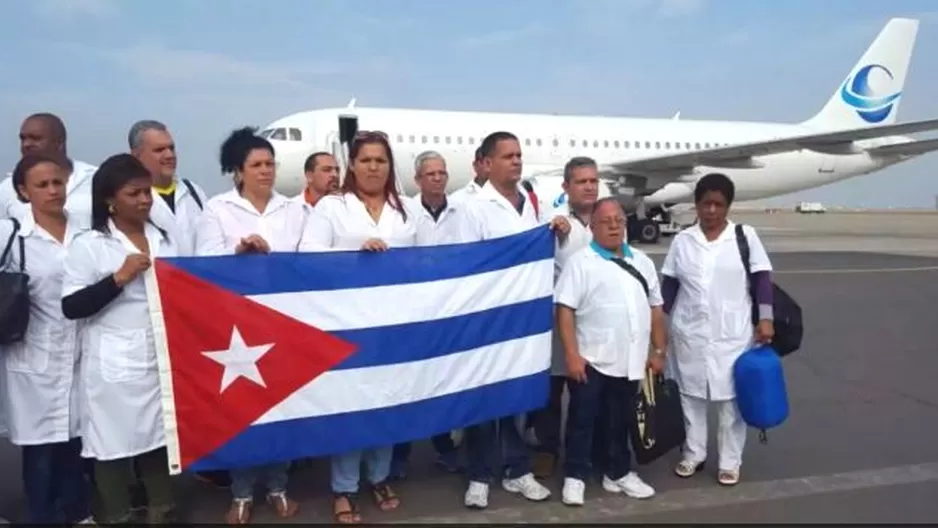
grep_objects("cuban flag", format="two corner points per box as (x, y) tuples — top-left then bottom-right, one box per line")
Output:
(146, 225), (555, 474)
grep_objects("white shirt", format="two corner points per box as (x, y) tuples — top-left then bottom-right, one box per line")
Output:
(459, 181), (544, 242)
(448, 179), (484, 206)
(555, 243), (661, 380)
(315, 193), (418, 250)
(149, 178), (208, 257)
(0, 160), (96, 223)
(61, 220), (178, 460)
(661, 221), (772, 400)
(193, 189), (332, 255)
(409, 194), (467, 246)
(0, 211), (87, 445)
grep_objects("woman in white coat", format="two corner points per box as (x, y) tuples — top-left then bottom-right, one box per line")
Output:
(660, 173), (775, 487)
(0, 153), (92, 524)
(314, 131), (417, 524)
(60, 154), (179, 523)
(194, 127), (331, 525)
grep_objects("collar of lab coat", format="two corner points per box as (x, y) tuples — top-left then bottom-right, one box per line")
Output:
(106, 218), (166, 255)
(217, 188), (291, 216)
(689, 219), (737, 246)
(478, 180), (525, 211)
(18, 207), (85, 245)
(66, 160), (96, 196)
(590, 240), (633, 260)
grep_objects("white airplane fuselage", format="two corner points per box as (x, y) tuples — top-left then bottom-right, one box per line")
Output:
(264, 106), (911, 206)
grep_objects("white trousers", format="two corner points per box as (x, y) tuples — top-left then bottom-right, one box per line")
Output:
(680, 393), (747, 471)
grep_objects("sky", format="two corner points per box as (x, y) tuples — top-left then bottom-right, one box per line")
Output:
(2, 0), (937, 207)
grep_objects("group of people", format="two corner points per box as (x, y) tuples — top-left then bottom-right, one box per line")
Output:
(0, 111), (775, 524)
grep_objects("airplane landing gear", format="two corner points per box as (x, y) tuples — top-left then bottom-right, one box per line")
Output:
(628, 216), (661, 244)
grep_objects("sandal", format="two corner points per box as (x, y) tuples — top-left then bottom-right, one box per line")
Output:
(226, 498), (252, 525)
(371, 481), (401, 512)
(267, 491), (299, 519)
(718, 470), (740, 486)
(333, 493), (361, 524)
(674, 459), (705, 478)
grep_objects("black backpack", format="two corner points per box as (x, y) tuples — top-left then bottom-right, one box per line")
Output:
(735, 224), (803, 356)
(0, 218), (30, 345)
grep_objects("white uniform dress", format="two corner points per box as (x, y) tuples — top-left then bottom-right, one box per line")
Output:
(61, 220), (178, 460)
(193, 189), (332, 255)
(0, 212), (87, 445)
(660, 221), (772, 471)
(148, 178), (208, 257)
(0, 160), (96, 222)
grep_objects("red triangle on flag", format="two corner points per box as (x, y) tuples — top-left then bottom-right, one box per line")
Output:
(153, 259), (357, 470)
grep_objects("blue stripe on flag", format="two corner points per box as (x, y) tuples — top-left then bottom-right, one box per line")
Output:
(333, 297), (552, 370)
(161, 225), (554, 295)
(187, 370), (549, 471)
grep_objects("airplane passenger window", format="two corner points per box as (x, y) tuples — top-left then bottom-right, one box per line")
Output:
(664, 142), (671, 149)
(695, 142), (701, 149)
(469, 137), (475, 144)
(552, 139), (559, 147)
(645, 141), (651, 148)
(445, 136), (451, 144)
(614, 140), (620, 148)
(570, 139), (575, 147)
(457, 136), (463, 144)
(409, 135), (415, 143)
(536, 139), (542, 147)
(271, 128), (286, 141)
(685, 142), (690, 149)
(433, 136), (439, 144)
(625, 141), (630, 148)
(422, 136), (427, 144)
(582, 140), (588, 147)
(593, 140), (598, 148)
(655, 141), (660, 149)
(396, 134), (403, 143)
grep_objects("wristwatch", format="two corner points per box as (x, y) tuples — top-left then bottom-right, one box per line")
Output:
(652, 348), (665, 357)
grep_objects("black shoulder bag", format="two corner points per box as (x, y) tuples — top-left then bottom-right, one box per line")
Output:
(182, 179), (204, 210)
(735, 224), (804, 356)
(0, 218), (30, 345)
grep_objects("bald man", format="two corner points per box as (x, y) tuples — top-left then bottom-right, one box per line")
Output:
(0, 113), (96, 222)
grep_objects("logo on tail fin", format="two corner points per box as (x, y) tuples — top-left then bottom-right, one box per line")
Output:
(839, 64), (902, 123)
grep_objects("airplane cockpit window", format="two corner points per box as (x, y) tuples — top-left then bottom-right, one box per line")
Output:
(258, 129), (273, 138)
(270, 128), (287, 141)
(289, 128), (302, 141)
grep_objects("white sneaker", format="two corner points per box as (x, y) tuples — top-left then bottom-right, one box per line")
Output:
(464, 481), (489, 509)
(603, 472), (655, 499)
(502, 473), (551, 501)
(561, 477), (585, 506)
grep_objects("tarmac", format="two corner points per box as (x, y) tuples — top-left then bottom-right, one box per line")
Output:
(2, 210), (938, 523)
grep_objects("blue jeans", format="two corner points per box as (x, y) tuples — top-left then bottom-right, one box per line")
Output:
(230, 463), (290, 500)
(564, 364), (637, 481)
(331, 446), (392, 494)
(21, 437), (92, 523)
(465, 416), (531, 482)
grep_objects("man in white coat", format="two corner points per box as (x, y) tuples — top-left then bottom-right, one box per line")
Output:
(129, 120), (208, 257)
(448, 146), (487, 205)
(0, 113), (96, 222)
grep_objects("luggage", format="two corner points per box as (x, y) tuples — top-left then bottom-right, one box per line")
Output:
(0, 218), (29, 345)
(733, 344), (789, 442)
(629, 369), (686, 465)
(735, 224), (804, 357)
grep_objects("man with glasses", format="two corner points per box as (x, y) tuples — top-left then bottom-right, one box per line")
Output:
(553, 197), (667, 506)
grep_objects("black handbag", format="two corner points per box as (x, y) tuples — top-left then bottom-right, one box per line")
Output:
(0, 218), (29, 345)
(629, 368), (686, 465)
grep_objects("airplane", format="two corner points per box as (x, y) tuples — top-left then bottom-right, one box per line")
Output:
(259, 17), (938, 244)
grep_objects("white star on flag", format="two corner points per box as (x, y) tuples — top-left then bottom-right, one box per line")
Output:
(202, 326), (275, 393)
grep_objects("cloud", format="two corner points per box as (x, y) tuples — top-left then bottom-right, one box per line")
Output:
(58, 41), (402, 91)
(32, 0), (118, 20)
(456, 24), (545, 49)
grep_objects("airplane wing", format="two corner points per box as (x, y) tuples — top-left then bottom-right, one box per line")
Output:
(607, 117), (938, 175)
(866, 137), (938, 157)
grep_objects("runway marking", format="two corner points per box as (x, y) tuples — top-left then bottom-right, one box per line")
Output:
(777, 265), (938, 275)
(397, 461), (938, 524)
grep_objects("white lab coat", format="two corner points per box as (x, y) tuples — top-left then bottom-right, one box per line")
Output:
(554, 244), (662, 380)
(61, 220), (178, 460)
(0, 212), (88, 445)
(459, 181), (544, 242)
(661, 221), (772, 400)
(448, 179), (484, 206)
(315, 193), (417, 250)
(409, 194), (467, 246)
(193, 189), (332, 255)
(148, 178), (208, 257)
(0, 160), (96, 222)
(547, 203), (593, 375)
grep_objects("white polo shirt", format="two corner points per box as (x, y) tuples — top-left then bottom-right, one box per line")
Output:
(554, 242), (662, 380)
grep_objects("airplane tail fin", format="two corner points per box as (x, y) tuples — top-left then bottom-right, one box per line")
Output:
(802, 18), (919, 130)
